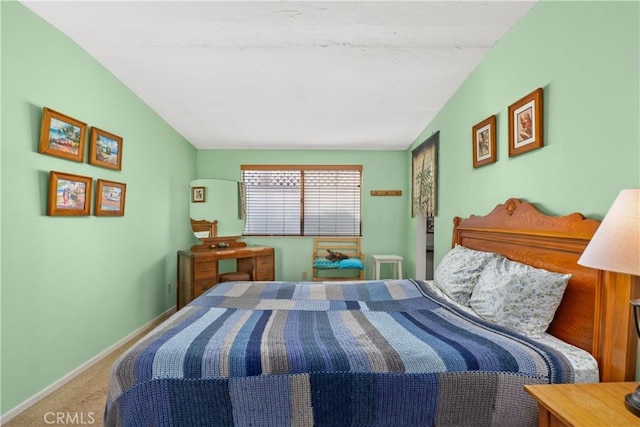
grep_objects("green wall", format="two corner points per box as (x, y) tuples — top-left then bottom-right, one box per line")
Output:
(405, 0), (640, 272)
(1, 2), (196, 414)
(195, 150), (408, 281)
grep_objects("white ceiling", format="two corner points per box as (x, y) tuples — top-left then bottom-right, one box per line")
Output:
(21, 1), (536, 150)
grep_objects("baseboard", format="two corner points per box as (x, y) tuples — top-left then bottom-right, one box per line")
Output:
(0, 306), (176, 424)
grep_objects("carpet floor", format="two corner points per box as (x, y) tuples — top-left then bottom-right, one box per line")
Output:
(4, 310), (174, 427)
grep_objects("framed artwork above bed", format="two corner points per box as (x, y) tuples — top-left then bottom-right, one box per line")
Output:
(472, 115), (496, 168)
(508, 87), (544, 157)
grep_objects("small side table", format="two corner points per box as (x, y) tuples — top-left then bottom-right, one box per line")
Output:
(525, 382), (640, 427)
(371, 254), (403, 280)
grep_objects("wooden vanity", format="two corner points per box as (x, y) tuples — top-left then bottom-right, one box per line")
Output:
(177, 237), (274, 309)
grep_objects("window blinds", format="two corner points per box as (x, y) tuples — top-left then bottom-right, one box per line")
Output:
(241, 165), (362, 236)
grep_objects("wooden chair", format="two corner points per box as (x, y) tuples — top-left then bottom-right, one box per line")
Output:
(311, 237), (365, 281)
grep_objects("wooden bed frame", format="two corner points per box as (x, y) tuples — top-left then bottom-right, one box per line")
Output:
(452, 198), (638, 382)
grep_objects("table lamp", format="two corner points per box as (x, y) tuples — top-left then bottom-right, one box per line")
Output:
(577, 188), (640, 416)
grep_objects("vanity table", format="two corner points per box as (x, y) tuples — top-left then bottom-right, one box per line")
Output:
(177, 242), (274, 309)
(179, 178), (274, 309)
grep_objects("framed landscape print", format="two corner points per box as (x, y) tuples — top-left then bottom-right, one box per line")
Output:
(508, 88), (544, 157)
(472, 115), (497, 168)
(39, 107), (87, 162)
(89, 127), (123, 170)
(95, 179), (126, 216)
(48, 171), (92, 216)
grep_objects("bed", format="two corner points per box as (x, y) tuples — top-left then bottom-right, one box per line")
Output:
(105, 198), (638, 426)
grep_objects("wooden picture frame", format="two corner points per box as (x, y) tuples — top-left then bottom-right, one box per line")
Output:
(472, 115), (497, 168)
(95, 179), (126, 216)
(89, 127), (123, 170)
(508, 88), (544, 157)
(192, 186), (205, 203)
(48, 171), (92, 216)
(39, 107), (87, 162)
(411, 131), (439, 217)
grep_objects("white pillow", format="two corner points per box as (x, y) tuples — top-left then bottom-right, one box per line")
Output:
(433, 245), (499, 305)
(469, 257), (571, 337)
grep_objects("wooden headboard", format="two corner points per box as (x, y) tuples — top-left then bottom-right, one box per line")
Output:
(452, 198), (638, 382)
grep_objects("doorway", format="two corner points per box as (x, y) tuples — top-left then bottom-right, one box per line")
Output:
(415, 212), (435, 280)
(425, 216), (434, 279)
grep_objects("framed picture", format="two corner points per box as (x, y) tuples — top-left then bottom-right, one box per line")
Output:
(411, 131), (439, 217)
(508, 88), (544, 157)
(192, 186), (205, 203)
(89, 127), (123, 170)
(472, 115), (497, 168)
(95, 179), (126, 216)
(48, 171), (92, 216)
(39, 107), (87, 162)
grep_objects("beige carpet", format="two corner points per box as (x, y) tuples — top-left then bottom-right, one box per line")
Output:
(4, 310), (174, 427)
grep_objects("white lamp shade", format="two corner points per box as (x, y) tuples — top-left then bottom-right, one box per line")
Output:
(578, 189), (640, 276)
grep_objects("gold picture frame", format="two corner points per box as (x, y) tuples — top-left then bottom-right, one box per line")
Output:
(95, 179), (126, 216)
(89, 127), (123, 170)
(39, 107), (87, 162)
(48, 171), (92, 216)
(472, 115), (497, 168)
(508, 88), (544, 157)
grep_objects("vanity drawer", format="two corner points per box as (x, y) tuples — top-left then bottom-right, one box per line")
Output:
(194, 261), (217, 279)
(255, 255), (274, 281)
(256, 255), (274, 271)
(254, 270), (273, 281)
(193, 279), (216, 299)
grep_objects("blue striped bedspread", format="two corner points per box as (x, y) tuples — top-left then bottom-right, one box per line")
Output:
(105, 279), (574, 426)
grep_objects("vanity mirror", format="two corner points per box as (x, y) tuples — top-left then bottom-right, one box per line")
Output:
(190, 179), (245, 241)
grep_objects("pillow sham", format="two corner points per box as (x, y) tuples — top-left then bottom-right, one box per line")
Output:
(433, 245), (499, 305)
(468, 257), (571, 337)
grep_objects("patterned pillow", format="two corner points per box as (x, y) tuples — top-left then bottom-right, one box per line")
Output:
(433, 245), (499, 305)
(469, 257), (571, 337)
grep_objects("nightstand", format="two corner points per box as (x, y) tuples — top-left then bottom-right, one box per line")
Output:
(525, 382), (639, 426)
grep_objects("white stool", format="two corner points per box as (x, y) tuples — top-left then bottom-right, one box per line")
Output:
(371, 254), (403, 280)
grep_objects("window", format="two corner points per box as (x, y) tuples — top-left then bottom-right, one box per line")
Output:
(241, 165), (362, 236)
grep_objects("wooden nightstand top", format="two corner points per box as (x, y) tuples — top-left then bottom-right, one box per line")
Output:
(525, 382), (640, 427)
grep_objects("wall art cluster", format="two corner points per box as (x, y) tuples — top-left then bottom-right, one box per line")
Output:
(39, 107), (126, 216)
(472, 87), (544, 168)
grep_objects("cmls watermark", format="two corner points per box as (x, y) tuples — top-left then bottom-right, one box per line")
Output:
(44, 412), (96, 425)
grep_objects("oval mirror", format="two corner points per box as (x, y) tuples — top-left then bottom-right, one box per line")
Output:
(190, 179), (245, 239)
